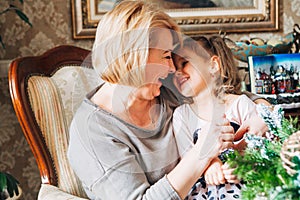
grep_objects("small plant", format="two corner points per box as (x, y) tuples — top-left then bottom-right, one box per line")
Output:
(225, 104), (300, 199)
(0, 0), (32, 48)
(0, 172), (20, 199)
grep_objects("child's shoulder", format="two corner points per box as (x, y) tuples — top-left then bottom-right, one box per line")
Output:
(225, 94), (257, 123)
(226, 94), (255, 107)
(174, 104), (191, 115)
(226, 93), (253, 102)
(173, 104), (194, 122)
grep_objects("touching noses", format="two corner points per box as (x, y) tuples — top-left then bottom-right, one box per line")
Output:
(168, 58), (176, 73)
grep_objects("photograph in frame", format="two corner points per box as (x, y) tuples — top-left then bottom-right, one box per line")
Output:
(248, 53), (300, 95)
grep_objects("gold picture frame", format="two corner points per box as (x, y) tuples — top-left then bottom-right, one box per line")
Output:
(71, 0), (279, 39)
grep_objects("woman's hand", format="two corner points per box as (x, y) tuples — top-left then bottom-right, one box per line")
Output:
(219, 120), (235, 151)
(204, 158), (225, 185)
(221, 162), (240, 184)
(194, 117), (234, 160)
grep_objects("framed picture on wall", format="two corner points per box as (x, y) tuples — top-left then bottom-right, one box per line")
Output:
(71, 0), (279, 39)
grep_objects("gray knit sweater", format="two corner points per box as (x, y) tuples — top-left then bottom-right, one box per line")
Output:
(67, 88), (182, 200)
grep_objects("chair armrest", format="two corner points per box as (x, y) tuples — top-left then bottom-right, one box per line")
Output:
(38, 184), (88, 200)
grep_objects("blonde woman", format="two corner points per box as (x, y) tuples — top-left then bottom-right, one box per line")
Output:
(67, 1), (234, 199)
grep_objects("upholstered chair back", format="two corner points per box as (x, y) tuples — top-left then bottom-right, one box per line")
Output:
(9, 45), (101, 199)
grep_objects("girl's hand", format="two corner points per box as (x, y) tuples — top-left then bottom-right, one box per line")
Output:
(233, 115), (268, 152)
(234, 115), (268, 141)
(204, 158), (225, 185)
(221, 162), (240, 184)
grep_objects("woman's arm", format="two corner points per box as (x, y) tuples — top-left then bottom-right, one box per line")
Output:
(242, 91), (271, 106)
(168, 116), (234, 199)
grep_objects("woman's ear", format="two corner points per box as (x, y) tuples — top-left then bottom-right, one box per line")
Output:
(209, 56), (221, 75)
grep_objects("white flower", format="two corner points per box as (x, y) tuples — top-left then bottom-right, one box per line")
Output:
(272, 105), (283, 129)
(245, 133), (264, 149)
(256, 104), (284, 135)
(260, 148), (269, 160)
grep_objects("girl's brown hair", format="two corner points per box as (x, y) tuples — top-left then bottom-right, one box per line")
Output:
(182, 35), (241, 98)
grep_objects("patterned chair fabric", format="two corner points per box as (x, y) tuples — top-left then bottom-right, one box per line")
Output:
(9, 45), (101, 199)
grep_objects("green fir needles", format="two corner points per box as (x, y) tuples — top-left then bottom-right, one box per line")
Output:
(225, 104), (300, 199)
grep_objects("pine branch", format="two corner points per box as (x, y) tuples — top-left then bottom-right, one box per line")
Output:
(225, 104), (300, 199)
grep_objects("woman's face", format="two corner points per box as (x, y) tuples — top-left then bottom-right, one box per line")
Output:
(139, 28), (175, 100)
(173, 48), (212, 97)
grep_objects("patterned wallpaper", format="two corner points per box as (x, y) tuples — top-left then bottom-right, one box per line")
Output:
(0, 0), (93, 60)
(0, 0), (300, 199)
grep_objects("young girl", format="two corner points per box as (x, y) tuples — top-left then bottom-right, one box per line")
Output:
(172, 35), (268, 200)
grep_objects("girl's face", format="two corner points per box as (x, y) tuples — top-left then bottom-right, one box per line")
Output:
(138, 28), (175, 100)
(173, 48), (212, 97)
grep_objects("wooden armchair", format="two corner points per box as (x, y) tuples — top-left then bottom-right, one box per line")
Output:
(9, 45), (101, 199)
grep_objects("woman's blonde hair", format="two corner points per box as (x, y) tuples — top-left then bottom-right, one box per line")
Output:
(92, 0), (181, 87)
(177, 35), (241, 98)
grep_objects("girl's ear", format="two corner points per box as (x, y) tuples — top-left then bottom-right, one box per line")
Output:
(209, 56), (221, 74)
